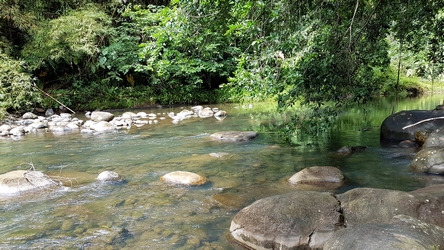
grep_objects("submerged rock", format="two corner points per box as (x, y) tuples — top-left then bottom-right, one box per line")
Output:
(0, 170), (60, 196)
(337, 146), (367, 155)
(209, 152), (230, 158)
(160, 171), (207, 186)
(210, 131), (258, 142)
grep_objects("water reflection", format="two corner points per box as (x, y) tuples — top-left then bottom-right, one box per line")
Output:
(1, 97), (444, 249)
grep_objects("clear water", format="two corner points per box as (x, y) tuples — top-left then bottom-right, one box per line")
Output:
(1, 96), (444, 249)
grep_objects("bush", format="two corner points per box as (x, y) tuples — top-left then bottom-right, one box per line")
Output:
(0, 52), (41, 119)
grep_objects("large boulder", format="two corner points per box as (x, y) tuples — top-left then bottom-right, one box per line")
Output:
(337, 188), (419, 227)
(0, 170), (60, 196)
(229, 191), (343, 250)
(410, 147), (444, 174)
(409, 184), (444, 227)
(90, 111), (114, 122)
(324, 215), (444, 250)
(210, 131), (258, 142)
(160, 171), (207, 186)
(288, 166), (344, 185)
(380, 110), (444, 143)
(423, 127), (444, 148)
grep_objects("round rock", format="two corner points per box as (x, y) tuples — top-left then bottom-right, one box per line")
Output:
(90, 111), (114, 122)
(0, 170), (60, 196)
(160, 171), (207, 186)
(96, 171), (122, 182)
(22, 112), (37, 119)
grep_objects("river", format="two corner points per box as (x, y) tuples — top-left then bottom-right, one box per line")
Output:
(1, 95), (444, 249)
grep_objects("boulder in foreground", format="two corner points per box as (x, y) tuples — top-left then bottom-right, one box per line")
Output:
(324, 215), (444, 250)
(229, 191), (343, 249)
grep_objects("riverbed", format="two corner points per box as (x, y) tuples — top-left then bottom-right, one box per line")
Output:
(1, 95), (444, 249)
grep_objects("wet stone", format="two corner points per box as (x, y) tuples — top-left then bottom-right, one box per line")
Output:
(160, 171), (207, 186)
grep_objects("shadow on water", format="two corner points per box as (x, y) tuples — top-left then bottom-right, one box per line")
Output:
(1, 96), (444, 249)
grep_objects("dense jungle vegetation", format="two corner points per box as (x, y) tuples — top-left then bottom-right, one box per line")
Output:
(1, 0), (443, 135)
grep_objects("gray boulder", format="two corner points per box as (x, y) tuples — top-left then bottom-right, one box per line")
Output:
(409, 184), (444, 227)
(0, 170), (60, 196)
(423, 127), (444, 148)
(90, 111), (114, 122)
(229, 191), (343, 250)
(337, 188), (419, 227)
(210, 131), (258, 142)
(380, 110), (444, 142)
(45, 108), (54, 116)
(410, 147), (444, 174)
(324, 215), (444, 250)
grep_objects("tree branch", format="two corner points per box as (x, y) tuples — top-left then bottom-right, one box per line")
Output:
(402, 117), (444, 130)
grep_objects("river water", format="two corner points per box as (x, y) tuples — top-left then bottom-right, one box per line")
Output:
(1, 95), (444, 249)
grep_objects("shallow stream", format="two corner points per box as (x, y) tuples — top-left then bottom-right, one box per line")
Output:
(1, 95), (444, 249)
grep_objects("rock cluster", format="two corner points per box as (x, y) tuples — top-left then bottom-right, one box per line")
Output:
(380, 106), (444, 175)
(230, 186), (444, 249)
(0, 106), (227, 138)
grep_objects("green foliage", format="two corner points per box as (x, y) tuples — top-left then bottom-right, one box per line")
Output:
(22, 6), (112, 80)
(0, 0), (443, 143)
(0, 52), (41, 118)
(121, 3), (235, 101)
